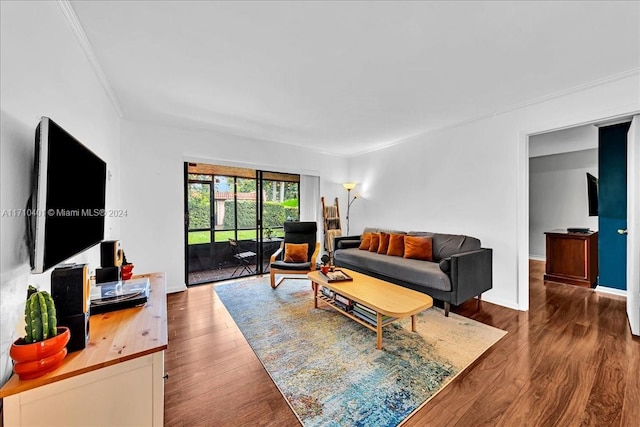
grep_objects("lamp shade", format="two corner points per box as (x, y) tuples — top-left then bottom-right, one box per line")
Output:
(342, 182), (356, 190)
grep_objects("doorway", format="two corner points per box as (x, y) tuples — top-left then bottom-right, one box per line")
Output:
(185, 163), (300, 285)
(522, 113), (640, 336)
(529, 122), (629, 288)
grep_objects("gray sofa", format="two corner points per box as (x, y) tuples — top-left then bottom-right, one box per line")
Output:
(333, 228), (492, 316)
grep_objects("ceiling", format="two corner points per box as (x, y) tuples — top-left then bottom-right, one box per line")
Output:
(70, 1), (639, 156)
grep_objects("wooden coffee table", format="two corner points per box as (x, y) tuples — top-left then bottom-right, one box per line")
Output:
(307, 269), (433, 349)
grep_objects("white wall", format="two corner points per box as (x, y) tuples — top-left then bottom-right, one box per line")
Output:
(0, 1), (122, 386)
(119, 120), (348, 293)
(347, 73), (640, 310)
(529, 149), (599, 258)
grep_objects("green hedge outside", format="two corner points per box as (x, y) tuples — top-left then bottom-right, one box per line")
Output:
(223, 201), (299, 229)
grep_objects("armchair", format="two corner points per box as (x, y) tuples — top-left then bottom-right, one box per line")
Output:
(269, 221), (320, 289)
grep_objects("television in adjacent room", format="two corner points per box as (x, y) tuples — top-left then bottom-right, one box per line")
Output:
(586, 172), (598, 217)
(29, 117), (107, 273)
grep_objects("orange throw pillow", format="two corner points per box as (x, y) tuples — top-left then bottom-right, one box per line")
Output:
(359, 233), (372, 250)
(284, 243), (309, 262)
(369, 233), (380, 252)
(377, 232), (390, 254)
(404, 236), (433, 261)
(387, 234), (405, 257)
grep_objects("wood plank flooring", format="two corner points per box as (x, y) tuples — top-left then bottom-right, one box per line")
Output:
(164, 261), (640, 426)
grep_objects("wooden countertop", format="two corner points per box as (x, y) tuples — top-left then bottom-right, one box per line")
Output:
(0, 272), (168, 398)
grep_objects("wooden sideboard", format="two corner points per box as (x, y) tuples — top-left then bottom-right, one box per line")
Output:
(0, 272), (168, 426)
(544, 230), (598, 288)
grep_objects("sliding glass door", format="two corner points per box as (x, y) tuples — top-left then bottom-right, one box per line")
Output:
(185, 163), (300, 285)
(257, 171), (300, 272)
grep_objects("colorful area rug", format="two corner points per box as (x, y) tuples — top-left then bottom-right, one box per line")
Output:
(215, 278), (506, 426)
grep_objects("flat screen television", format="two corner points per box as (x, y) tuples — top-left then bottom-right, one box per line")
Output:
(28, 117), (107, 273)
(586, 172), (598, 217)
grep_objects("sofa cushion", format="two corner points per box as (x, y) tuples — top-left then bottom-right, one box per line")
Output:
(369, 233), (380, 252)
(271, 260), (312, 270)
(387, 234), (405, 257)
(431, 233), (481, 261)
(407, 231), (435, 238)
(377, 232), (390, 254)
(359, 233), (372, 250)
(404, 236), (433, 261)
(334, 248), (451, 292)
(365, 227), (406, 236)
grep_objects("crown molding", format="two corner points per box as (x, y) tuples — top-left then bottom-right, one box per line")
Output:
(349, 68), (640, 158)
(57, 0), (124, 117)
(491, 67), (640, 118)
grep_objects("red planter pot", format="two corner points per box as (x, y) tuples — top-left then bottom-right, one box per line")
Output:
(10, 326), (70, 380)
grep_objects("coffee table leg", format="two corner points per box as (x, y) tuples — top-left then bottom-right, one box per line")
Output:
(411, 314), (417, 332)
(313, 281), (318, 309)
(376, 313), (383, 349)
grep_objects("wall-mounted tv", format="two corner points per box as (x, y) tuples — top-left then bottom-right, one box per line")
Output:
(28, 117), (106, 273)
(586, 172), (598, 217)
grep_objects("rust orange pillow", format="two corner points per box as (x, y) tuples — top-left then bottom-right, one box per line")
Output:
(284, 243), (308, 262)
(377, 232), (390, 254)
(387, 234), (405, 257)
(404, 236), (433, 261)
(359, 233), (372, 250)
(369, 233), (380, 252)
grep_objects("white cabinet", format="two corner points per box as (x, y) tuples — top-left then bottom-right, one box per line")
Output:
(0, 273), (168, 427)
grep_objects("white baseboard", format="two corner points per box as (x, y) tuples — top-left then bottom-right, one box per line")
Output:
(595, 285), (627, 297)
(167, 283), (188, 293)
(482, 293), (521, 311)
(529, 255), (546, 262)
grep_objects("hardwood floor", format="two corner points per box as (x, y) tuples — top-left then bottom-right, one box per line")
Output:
(164, 261), (640, 426)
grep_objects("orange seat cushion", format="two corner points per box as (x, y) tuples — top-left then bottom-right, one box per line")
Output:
(403, 236), (433, 261)
(284, 243), (309, 263)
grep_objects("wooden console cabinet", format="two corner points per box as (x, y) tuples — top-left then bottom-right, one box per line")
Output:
(544, 230), (598, 288)
(0, 273), (168, 426)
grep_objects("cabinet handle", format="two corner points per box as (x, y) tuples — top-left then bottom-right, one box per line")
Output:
(618, 229), (628, 235)
(163, 373), (169, 380)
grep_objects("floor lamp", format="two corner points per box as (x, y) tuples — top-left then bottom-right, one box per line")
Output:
(343, 182), (359, 235)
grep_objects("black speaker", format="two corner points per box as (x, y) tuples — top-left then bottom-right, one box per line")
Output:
(59, 312), (89, 352)
(51, 264), (90, 351)
(51, 264), (89, 317)
(96, 266), (121, 284)
(100, 240), (123, 267)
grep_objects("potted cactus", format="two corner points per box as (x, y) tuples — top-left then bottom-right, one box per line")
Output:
(9, 285), (70, 380)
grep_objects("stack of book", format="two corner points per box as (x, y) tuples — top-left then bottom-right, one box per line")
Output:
(352, 302), (394, 326)
(334, 293), (353, 312)
(320, 286), (335, 299)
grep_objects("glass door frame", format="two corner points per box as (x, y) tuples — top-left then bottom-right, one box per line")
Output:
(185, 163), (301, 285)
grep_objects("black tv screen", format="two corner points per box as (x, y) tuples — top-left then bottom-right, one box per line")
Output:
(30, 117), (106, 273)
(587, 172), (598, 217)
